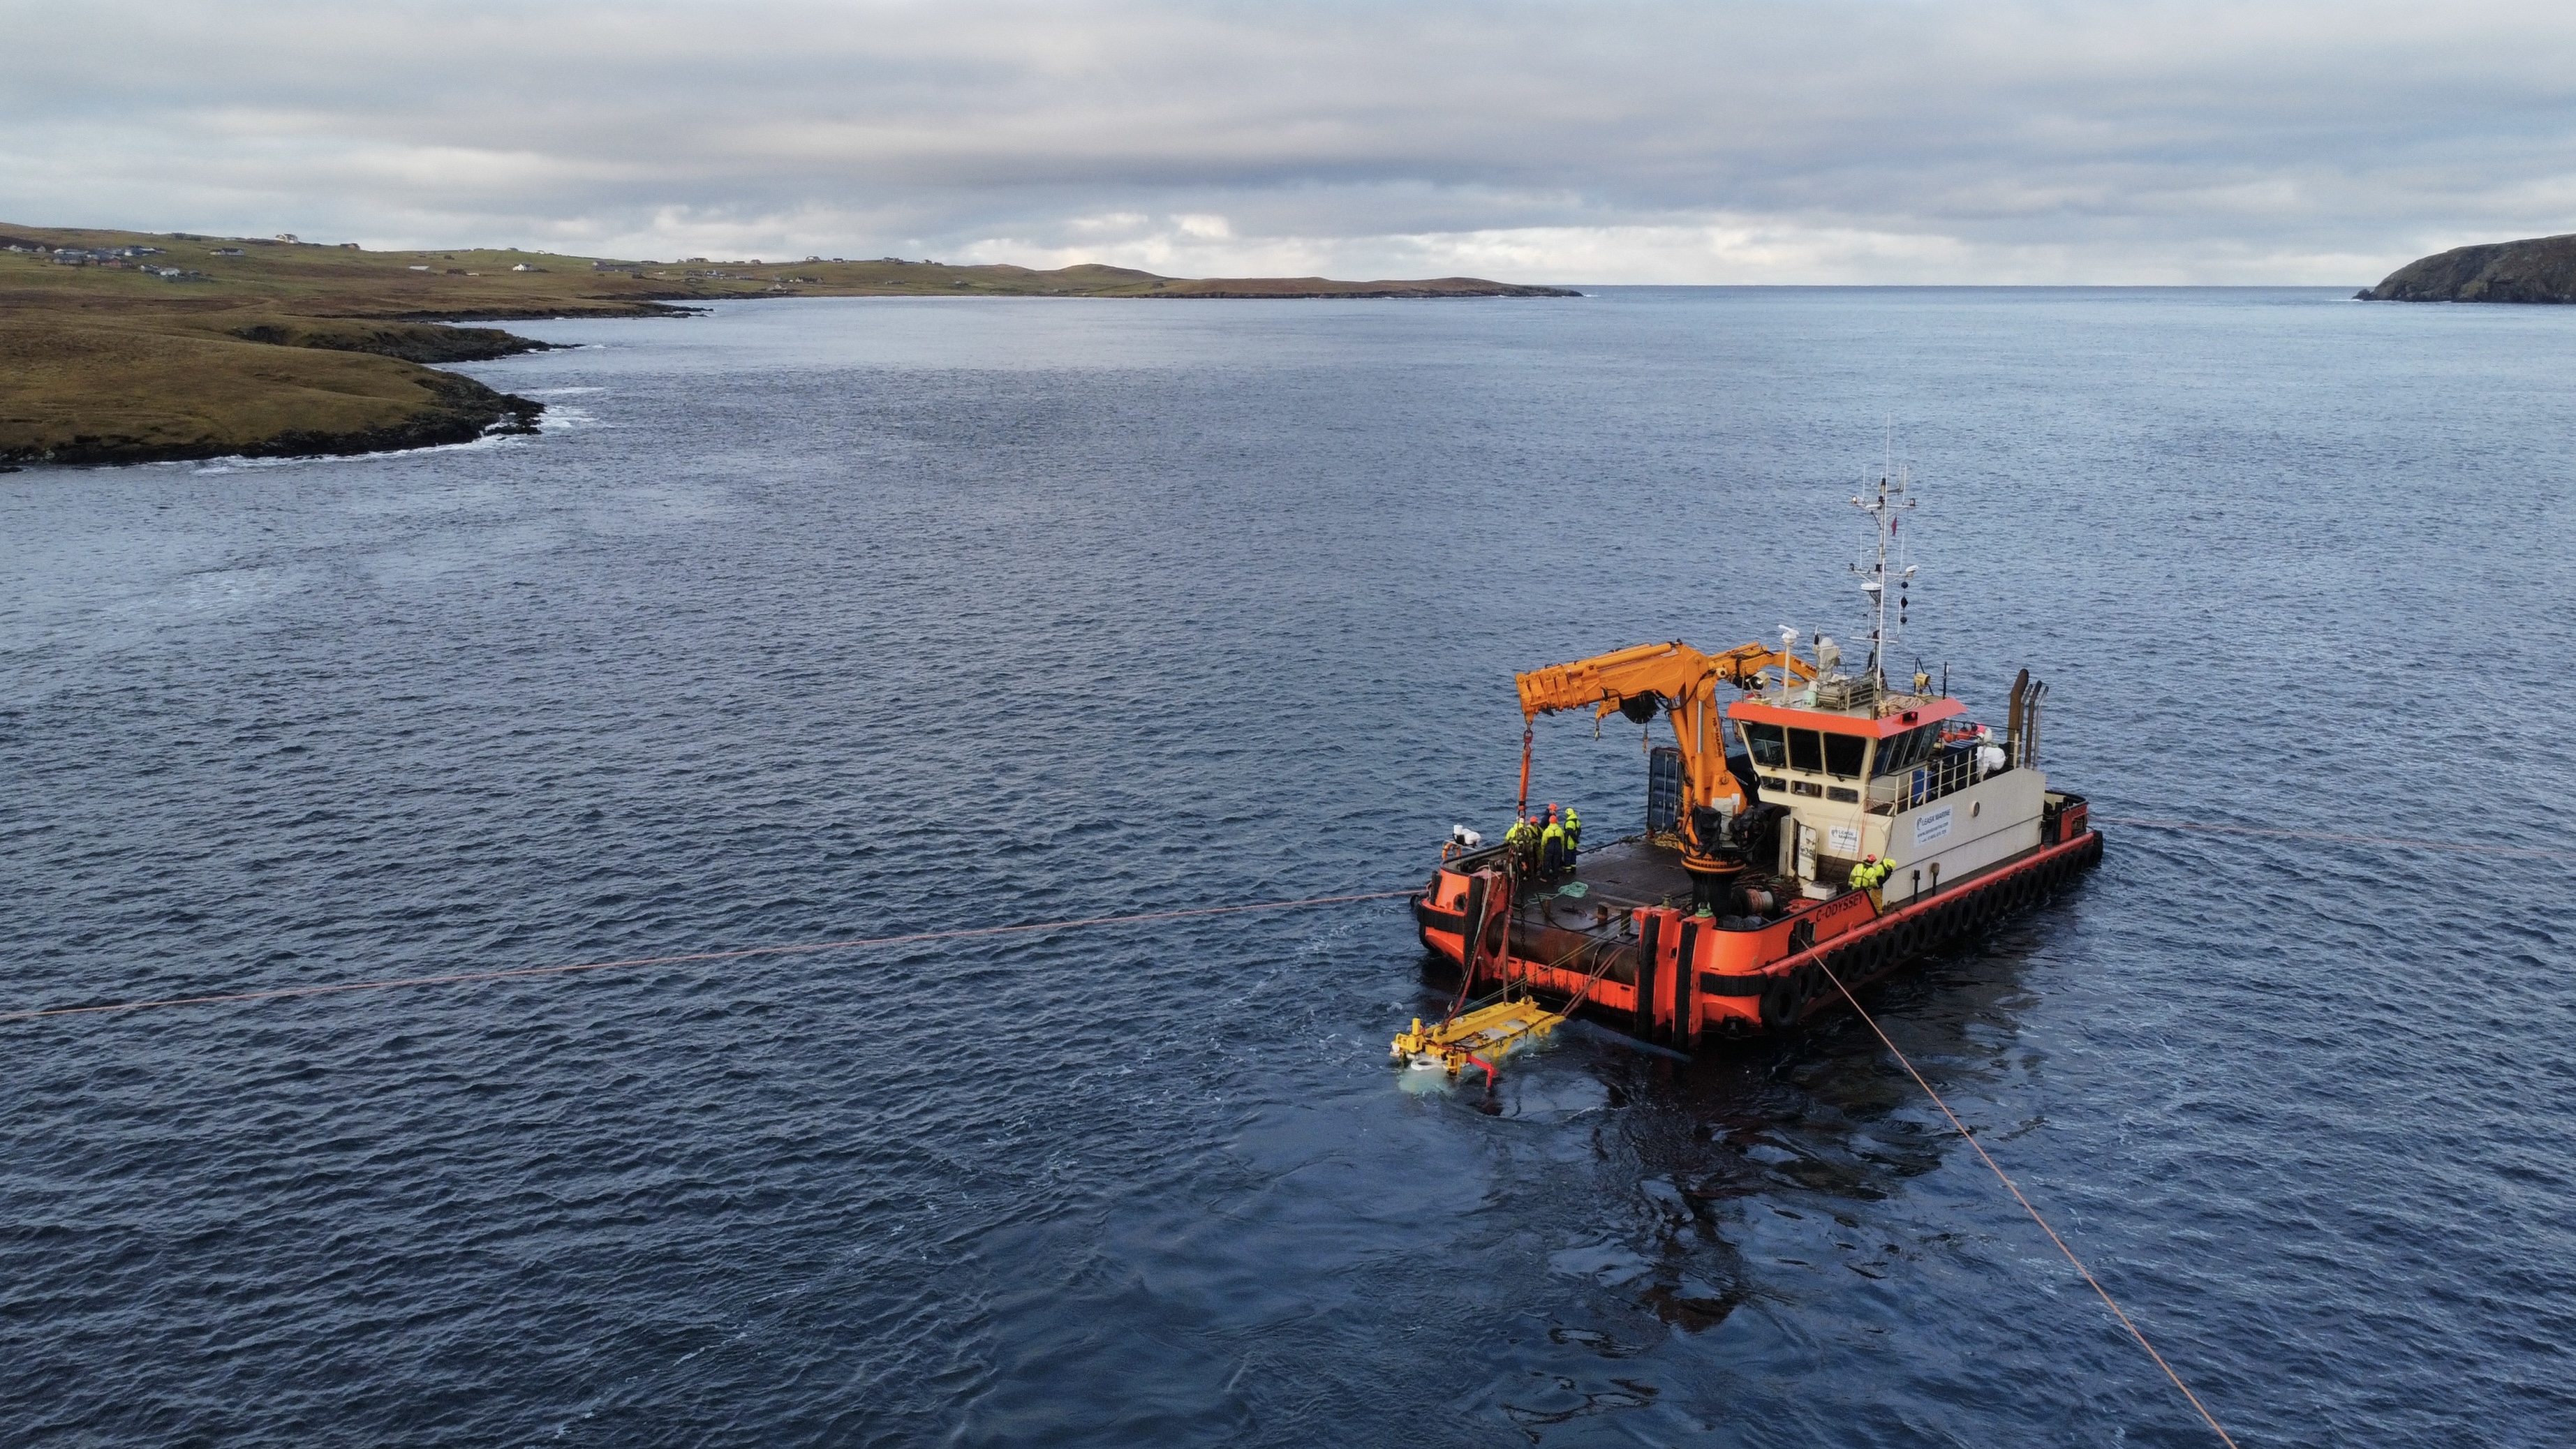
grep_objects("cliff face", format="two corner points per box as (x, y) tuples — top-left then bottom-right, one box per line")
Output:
(2359, 234), (2576, 302)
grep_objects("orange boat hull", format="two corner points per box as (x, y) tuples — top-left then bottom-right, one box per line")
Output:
(1413, 828), (2103, 1045)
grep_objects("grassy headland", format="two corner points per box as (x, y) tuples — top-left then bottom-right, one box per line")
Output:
(0, 223), (1576, 466)
(2357, 232), (2576, 303)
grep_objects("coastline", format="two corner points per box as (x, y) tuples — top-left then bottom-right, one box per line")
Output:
(1, 313), (556, 469)
(2357, 231), (2576, 303)
(12, 374), (541, 468)
(0, 221), (1574, 469)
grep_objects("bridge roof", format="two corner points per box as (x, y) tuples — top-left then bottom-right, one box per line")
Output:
(1725, 694), (1967, 739)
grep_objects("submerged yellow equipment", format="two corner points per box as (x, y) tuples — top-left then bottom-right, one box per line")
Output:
(1389, 997), (1567, 1079)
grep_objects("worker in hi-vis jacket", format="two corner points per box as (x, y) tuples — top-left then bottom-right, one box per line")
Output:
(1850, 855), (1890, 900)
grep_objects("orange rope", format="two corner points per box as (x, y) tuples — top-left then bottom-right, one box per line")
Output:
(1, 889), (1414, 1025)
(2101, 815), (2569, 863)
(1815, 957), (2240, 1447)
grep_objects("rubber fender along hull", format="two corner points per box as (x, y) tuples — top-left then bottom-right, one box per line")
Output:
(1409, 829), (2104, 1047)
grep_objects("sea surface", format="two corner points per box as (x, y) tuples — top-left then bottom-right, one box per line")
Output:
(6, 288), (2573, 1447)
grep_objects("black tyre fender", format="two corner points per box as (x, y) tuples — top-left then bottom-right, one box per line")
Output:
(1814, 953), (1848, 1000)
(1759, 973), (1800, 1030)
(1800, 961), (1833, 1010)
(1477, 911), (1511, 979)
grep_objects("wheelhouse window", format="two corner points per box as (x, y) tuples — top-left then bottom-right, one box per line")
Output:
(1740, 721), (1787, 769)
(1786, 728), (1823, 773)
(1872, 723), (1937, 775)
(1823, 733), (1865, 778)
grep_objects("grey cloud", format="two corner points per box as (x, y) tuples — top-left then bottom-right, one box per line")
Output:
(4, 0), (2574, 281)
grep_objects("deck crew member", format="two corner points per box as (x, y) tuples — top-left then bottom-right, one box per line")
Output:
(1850, 855), (1888, 897)
(1539, 805), (1568, 881)
(1562, 805), (1581, 866)
(1504, 815), (1538, 877)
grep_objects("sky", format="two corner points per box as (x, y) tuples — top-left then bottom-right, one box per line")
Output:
(4, 0), (2574, 284)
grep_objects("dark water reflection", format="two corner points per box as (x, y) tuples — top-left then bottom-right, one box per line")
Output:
(6, 289), (2573, 1446)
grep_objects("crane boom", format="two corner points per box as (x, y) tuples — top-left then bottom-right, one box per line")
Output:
(1511, 639), (1816, 860)
(1514, 639), (1810, 721)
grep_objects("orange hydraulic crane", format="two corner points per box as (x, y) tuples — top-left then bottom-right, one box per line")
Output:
(1513, 639), (1814, 882)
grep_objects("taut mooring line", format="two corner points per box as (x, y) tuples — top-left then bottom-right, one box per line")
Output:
(2, 889), (1414, 1025)
(1816, 957), (2241, 1447)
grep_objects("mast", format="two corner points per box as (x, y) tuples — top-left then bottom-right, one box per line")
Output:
(1851, 446), (1917, 689)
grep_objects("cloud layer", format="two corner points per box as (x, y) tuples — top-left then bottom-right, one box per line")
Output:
(6, 0), (2575, 282)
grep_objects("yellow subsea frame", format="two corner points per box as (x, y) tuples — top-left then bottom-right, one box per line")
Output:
(1390, 997), (1567, 1075)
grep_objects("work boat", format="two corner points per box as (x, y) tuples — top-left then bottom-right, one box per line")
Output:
(1396, 468), (2103, 1071)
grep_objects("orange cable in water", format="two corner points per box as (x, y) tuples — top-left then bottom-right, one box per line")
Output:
(1, 889), (1414, 1025)
(2101, 816), (2569, 863)
(1815, 957), (2241, 1448)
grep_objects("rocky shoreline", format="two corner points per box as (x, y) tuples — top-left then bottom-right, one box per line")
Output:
(1, 319), (551, 469)
(228, 320), (570, 364)
(13, 374), (540, 468)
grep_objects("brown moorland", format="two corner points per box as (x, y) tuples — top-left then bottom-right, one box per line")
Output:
(0, 223), (1576, 466)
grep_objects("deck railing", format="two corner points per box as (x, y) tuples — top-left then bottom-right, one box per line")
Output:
(1867, 736), (2011, 815)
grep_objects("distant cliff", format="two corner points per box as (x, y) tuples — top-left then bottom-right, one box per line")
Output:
(2358, 233), (2576, 303)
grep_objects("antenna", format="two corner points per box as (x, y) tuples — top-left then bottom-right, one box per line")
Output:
(1849, 437), (1918, 690)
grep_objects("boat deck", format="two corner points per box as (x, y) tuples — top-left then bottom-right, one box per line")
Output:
(1547, 835), (1696, 909)
(1509, 835), (1693, 946)
(1502, 833), (1814, 946)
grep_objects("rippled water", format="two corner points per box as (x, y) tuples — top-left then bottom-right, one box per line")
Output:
(6, 288), (2574, 1446)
